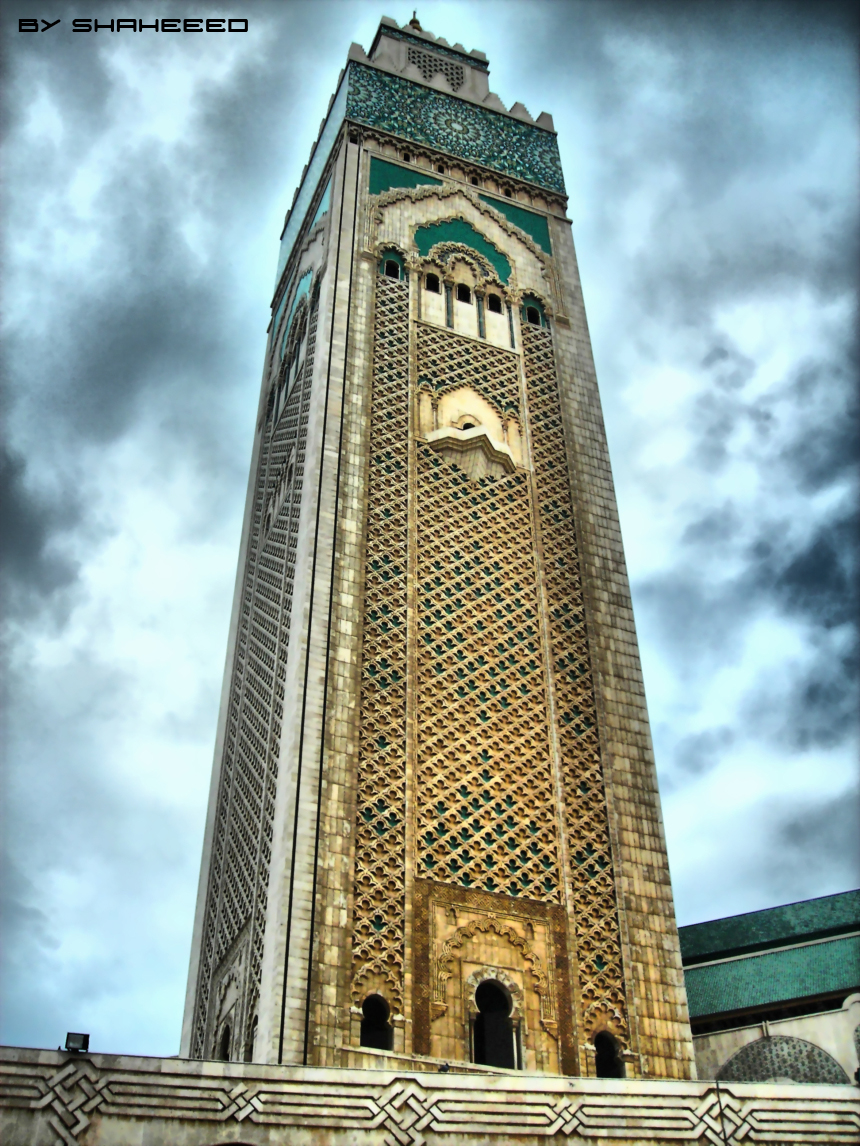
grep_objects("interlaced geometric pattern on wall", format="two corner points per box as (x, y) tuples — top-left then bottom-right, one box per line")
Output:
(407, 46), (465, 91)
(191, 291), (320, 1059)
(350, 275), (410, 1010)
(717, 1035), (850, 1084)
(522, 323), (629, 1047)
(415, 443), (561, 901)
(416, 323), (520, 419)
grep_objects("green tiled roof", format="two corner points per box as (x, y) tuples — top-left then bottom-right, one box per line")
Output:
(679, 890), (860, 963)
(684, 933), (860, 1019)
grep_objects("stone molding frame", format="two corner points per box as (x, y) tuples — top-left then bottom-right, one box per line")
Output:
(358, 128), (568, 216)
(368, 182), (552, 272)
(1, 1048), (857, 1146)
(435, 916), (548, 1005)
(464, 966), (525, 1021)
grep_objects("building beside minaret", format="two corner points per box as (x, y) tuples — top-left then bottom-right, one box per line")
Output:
(181, 14), (696, 1081)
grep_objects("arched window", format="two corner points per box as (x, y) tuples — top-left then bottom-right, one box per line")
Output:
(473, 980), (518, 1069)
(521, 295), (547, 328)
(217, 1023), (231, 1062)
(360, 994), (393, 1051)
(471, 176), (480, 186)
(379, 250), (405, 280)
(456, 283), (472, 304)
(486, 294), (503, 314)
(461, 421), (476, 431)
(594, 1031), (624, 1078)
(504, 188), (512, 198)
(437, 163), (445, 174)
(425, 273), (441, 293)
(403, 151), (411, 163)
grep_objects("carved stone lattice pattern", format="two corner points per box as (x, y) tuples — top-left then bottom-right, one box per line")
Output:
(191, 290), (320, 1058)
(416, 323), (520, 419)
(347, 64), (565, 194)
(415, 443), (561, 901)
(350, 275), (410, 1009)
(522, 323), (628, 1044)
(717, 1035), (850, 1084)
(382, 27), (489, 71)
(407, 46), (465, 91)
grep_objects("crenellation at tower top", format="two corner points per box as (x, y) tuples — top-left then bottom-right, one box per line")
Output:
(353, 16), (555, 130)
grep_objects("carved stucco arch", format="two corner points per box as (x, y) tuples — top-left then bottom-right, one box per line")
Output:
(372, 182), (551, 273)
(464, 966), (525, 1021)
(432, 915), (558, 1037)
(371, 238), (410, 264)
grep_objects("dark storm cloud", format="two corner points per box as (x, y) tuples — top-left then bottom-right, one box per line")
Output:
(0, 445), (81, 614)
(1, 0), (374, 1051)
(673, 726), (735, 776)
(1, 0), (351, 617)
(762, 785), (860, 901)
(642, 494), (859, 753)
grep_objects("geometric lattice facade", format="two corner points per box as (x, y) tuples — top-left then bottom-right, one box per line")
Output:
(183, 15), (696, 1083)
(717, 1035), (850, 1085)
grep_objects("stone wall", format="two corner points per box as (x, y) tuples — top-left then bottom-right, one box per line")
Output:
(694, 992), (860, 1084)
(1, 1047), (857, 1146)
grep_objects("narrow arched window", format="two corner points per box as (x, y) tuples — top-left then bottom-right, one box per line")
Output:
(425, 273), (440, 293)
(525, 305), (541, 326)
(504, 188), (512, 198)
(456, 283), (472, 304)
(437, 163), (445, 174)
(473, 980), (517, 1069)
(384, 259), (401, 279)
(360, 994), (393, 1050)
(217, 1023), (231, 1062)
(403, 151), (411, 162)
(471, 176), (480, 186)
(487, 294), (503, 314)
(594, 1031), (624, 1078)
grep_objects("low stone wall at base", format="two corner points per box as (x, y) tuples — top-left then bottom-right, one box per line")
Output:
(0, 1047), (857, 1146)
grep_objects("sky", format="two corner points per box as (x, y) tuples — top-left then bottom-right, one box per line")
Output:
(1, 0), (858, 1058)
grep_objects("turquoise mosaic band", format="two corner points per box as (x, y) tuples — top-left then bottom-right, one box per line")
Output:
(346, 64), (565, 196)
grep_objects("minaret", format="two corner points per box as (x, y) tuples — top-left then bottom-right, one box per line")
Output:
(181, 15), (696, 1082)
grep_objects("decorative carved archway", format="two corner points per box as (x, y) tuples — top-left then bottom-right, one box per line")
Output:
(432, 914), (557, 1037)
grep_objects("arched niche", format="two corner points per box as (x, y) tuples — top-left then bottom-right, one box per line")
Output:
(717, 1035), (850, 1085)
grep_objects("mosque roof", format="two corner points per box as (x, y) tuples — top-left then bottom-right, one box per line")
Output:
(679, 890), (860, 1020)
(679, 889), (860, 963)
(684, 934), (860, 1018)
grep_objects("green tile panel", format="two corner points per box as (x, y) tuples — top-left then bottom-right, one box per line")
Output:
(679, 890), (860, 963)
(369, 156), (443, 196)
(414, 219), (511, 283)
(478, 194), (552, 253)
(684, 934), (860, 1019)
